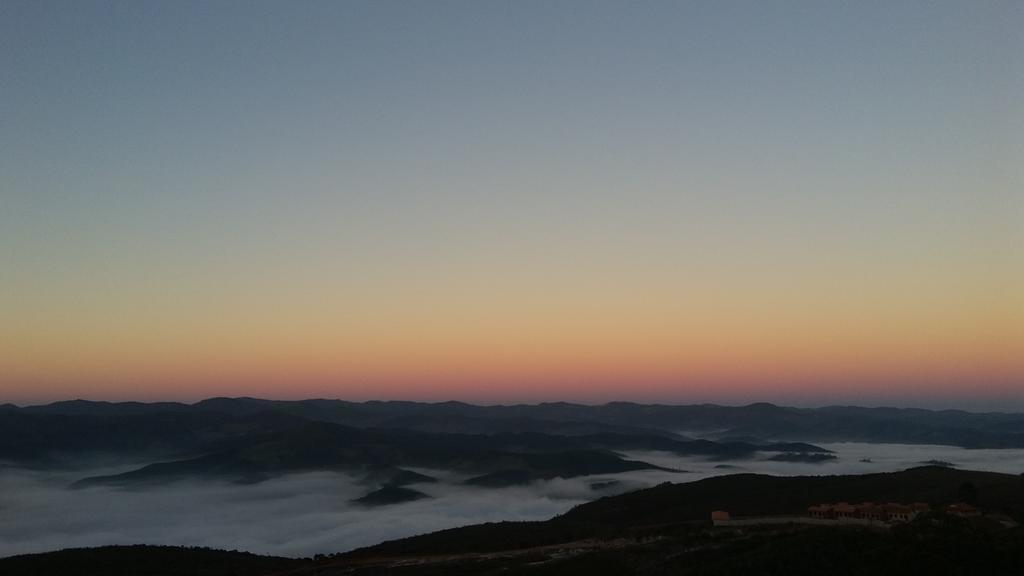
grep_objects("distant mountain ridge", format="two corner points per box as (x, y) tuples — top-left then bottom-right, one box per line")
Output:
(3, 397), (849, 493)
(11, 397), (1024, 448)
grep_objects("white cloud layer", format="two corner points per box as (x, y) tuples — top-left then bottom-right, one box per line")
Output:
(2, 443), (1023, 559)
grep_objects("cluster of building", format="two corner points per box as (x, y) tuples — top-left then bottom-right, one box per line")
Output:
(945, 503), (982, 517)
(806, 501), (982, 522)
(807, 502), (930, 523)
(710, 501), (982, 527)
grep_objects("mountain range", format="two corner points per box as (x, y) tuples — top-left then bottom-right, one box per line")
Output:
(7, 396), (1024, 450)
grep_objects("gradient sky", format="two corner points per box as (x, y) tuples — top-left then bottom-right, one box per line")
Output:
(2, 1), (1022, 409)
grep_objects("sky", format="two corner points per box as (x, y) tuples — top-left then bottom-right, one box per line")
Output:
(1, 1), (1022, 409)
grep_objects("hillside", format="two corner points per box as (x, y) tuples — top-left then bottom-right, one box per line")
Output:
(348, 466), (1024, 557)
(0, 545), (300, 576)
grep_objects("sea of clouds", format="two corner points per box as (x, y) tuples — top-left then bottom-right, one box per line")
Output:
(2, 442), (1023, 558)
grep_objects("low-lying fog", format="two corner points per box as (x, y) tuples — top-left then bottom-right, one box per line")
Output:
(3, 442), (1023, 559)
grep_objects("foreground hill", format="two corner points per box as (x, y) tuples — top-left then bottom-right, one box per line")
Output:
(0, 545), (300, 576)
(307, 521), (1024, 575)
(346, 465), (1024, 558)
(297, 467), (1024, 575)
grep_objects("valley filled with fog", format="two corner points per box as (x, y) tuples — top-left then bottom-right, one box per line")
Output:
(3, 442), (1024, 559)
(626, 441), (1024, 479)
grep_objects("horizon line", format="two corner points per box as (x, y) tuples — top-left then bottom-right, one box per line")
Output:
(7, 395), (1024, 416)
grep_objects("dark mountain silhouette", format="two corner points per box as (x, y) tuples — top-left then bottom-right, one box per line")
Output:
(65, 419), (833, 488)
(7, 396), (1021, 492)
(69, 421), (685, 487)
(353, 486), (431, 506)
(765, 452), (838, 463)
(0, 545), (299, 576)
(360, 467), (438, 487)
(0, 408), (306, 464)
(12, 397), (1024, 448)
(462, 450), (665, 487)
(0, 400), (843, 487)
